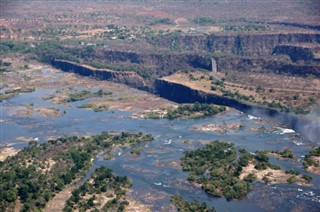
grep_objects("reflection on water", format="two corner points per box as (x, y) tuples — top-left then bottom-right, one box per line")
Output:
(1, 89), (320, 211)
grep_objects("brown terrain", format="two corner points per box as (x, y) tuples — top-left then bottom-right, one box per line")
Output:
(1, 0), (320, 211)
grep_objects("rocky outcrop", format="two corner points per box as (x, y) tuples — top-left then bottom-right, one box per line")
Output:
(51, 60), (147, 90)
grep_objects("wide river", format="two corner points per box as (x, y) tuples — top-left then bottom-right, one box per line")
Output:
(1, 81), (320, 211)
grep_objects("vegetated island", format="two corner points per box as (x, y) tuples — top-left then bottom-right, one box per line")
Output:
(64, 166), (132, 212)
(180, 141), (312, 200)
(170, 195), (217, 212)
(143, 102), (226, 120)
(269, 148), (294, 160)
(0, 131), (153, 211)
(303, 147), (320, 175)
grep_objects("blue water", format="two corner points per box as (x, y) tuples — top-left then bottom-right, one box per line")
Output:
(1, 88), (320, 211)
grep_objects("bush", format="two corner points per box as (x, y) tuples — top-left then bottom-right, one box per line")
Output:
(279, 148), (293, 158)
(302, 174), (313, 183)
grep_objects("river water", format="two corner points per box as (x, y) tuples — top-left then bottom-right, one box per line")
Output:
(1, 85), (320, 211)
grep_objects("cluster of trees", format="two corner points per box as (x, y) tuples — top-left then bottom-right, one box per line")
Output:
(221, 89), (254, 102)
(223, 24), (270, 32)
(87, 61), (153, 79)
(303, 147), (320, 168)
(149, 18), (173, 26)
(271, 148), (293, 159)
(190, 17), (216, 26)
(0, 131), (153, 211)
(64, 166), (132, 212)
(170, 195), (217, 212)
(0, 136), (95, 211)
(145, 103), (226, 120)
(181, 141), (251, 200)
(62, 89), (112, 103)
(166, 103), (226, 120)
(180, 141), (311, 200)
(261, 100), (308, 115)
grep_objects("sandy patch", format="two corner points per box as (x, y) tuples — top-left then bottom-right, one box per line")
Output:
(44, 185), (73, 212)
(123, 164), (159, 174)
(0, 147), (19, 161)
(16, 136), (35, 142)
(14, 199), (23, 212)
(12, 106), (62, 118)
(240, 163), (309, 185)
(240, 164), (288, 184)
(190, 122), (244, 134)
(94, 194), (114, 210)
(153, 160), (182, 169)
(125, 199), (151, 212)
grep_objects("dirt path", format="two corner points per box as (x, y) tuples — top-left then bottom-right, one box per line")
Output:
(44, 186), (73, 212)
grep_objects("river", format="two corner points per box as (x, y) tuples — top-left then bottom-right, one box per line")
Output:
(1, 75), (320, 211)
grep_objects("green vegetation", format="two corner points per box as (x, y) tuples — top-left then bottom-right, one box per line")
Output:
(0, 59), (12, 73)
(180, 141), (308, 200)
(270, 148), (294, 159)
(64, 166), (132, 212)
(1, 87), (36, 101)
(302, 174), (313, 183)
(303, 147), (320, 168)
(190, 17), (216, 26)
(144, 103), (226, 120)
(62, 89), (112, 103)
(76, 103), (109, 112)
(149, 18), (173, 26)
(223, 24), (270, 32)
(272, 148), (293, 159)
(4, 87), (35, 95)
(221, 89), (254, 102)
(181, 141), (252, 200)
(86, 61), (153, 79)
(0, 131), (153, 211)
(171, 195), (217, 212)
(130, 147), (143, 156)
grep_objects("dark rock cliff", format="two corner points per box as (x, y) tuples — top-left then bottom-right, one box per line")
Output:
(80, 32), (320, 78)
(51, 60), (147, 90)
(272, 45), (315, 62)
(155, 78), (320, 142)
(147, 32), (320, 57)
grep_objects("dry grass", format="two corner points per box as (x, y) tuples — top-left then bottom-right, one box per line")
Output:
(0, 147), (19, 161)
(163, 70), (320, 112)
(306, 156), (320, 175)
(240, 163), (309, 186)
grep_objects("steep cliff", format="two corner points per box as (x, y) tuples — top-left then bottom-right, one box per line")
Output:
(147, 32), (320, 57)
(51, 60), (147, 90)
(272, 45), (316, 62)
(155, 78), (319, 142)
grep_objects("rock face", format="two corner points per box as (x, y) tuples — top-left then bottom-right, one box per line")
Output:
(76, 32), (320, 78)
(155, 78), (319, 143)
(51, 60), (147, 90)
(272, 45), (315, 62)
(147, 32), (320, 57)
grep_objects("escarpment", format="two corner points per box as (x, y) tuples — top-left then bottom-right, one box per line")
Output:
(65, 32), (320, 79)
(155, 78), (319, 143)
(51, 60), (147, 90)
(146, 32), (320, 56)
